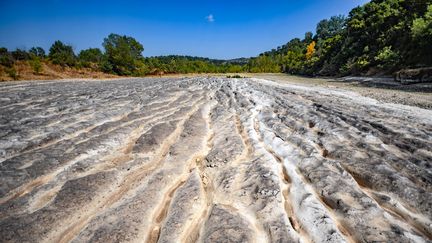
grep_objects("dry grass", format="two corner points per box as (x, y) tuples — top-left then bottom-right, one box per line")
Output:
(0, 61), (253, 82)
(0, 61), (118, 81)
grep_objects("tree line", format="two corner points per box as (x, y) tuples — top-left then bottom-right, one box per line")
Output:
(0, 33), (247, 79)
(247, 0), (432, 76)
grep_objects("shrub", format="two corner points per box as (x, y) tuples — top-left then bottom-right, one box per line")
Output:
(100, 55), (114, 73)
(6, 67), (18, 80)
(339, 56), (369, 75)
(133, 60), (150, 76)
(78, 48), (103, 68)
(29, 58), (43, 74)
(0, 47), (14, 67)
(374, 46), (400, 69)
(11, 49), (30, 60)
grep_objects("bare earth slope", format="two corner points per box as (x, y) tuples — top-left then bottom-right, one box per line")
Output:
(0, 77), (431, 243)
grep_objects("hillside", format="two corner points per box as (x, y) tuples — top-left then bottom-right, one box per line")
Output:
(248, 1), (432, 76)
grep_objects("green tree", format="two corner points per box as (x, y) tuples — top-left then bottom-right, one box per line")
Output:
(29, 47), (46, 58)
(249, 55), (280, 73)
(303, 32), (313, 44)
(49, 41), (76, 66)
(316, 15), (347, 40)
(315, 34), (345, 75)
(11, 49), (30, 60)
(411, 4), (432, 65)
(374, 46), (400, 69)
(411, 5), (432, 37)
(102, 33), (144, 75)
(78, 48), (103, 68)
(282, 50), (305, 74)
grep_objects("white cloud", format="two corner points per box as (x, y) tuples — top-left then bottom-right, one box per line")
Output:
(206, 14), (215, 23)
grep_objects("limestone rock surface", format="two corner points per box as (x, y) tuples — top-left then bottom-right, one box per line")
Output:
(0, 77), (431, 242)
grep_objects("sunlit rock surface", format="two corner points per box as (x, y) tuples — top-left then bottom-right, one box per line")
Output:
(0, 77), (431, 242)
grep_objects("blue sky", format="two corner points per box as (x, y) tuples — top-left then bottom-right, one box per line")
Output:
(0, 0), (369, 59)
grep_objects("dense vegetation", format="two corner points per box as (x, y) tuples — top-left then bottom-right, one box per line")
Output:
(248, 0), (432, 76)
(1, 0), (430, 80)
(142, 56), (246, 74)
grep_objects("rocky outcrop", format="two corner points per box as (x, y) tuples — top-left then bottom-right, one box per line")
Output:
(0, 77), (431, 242)
(395, 67), (432, 84)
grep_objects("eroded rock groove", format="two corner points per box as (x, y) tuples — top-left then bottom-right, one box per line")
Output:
(0, 77), (431, 243)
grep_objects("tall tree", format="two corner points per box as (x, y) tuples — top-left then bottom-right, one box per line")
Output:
(316, 15), (347, 40)
(411, 4), (432, 65)
(102, 33), (144, 75)
(49, 41), (76, 66)
(303, 32), (313, 43)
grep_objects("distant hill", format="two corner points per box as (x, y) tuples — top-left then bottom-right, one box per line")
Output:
(225, 58), (250, 65)
(145, 55), (250, 65)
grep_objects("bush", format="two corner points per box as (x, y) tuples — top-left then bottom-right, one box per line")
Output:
(49, 41), (76, 66)
(11, 49), (30, 60)
(78, 48), (103, 68)
(5, 67), (18, 80)
(29, 58), (43, 74)
(374, 46), (400, 69)
(133, 60), (150, 76)
(0, 47), (14, 67)
(100, 55), (114, 73)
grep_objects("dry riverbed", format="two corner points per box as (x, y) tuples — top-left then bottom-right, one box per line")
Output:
(0, 77), (431, 242)
(253, 74), (432, 110)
